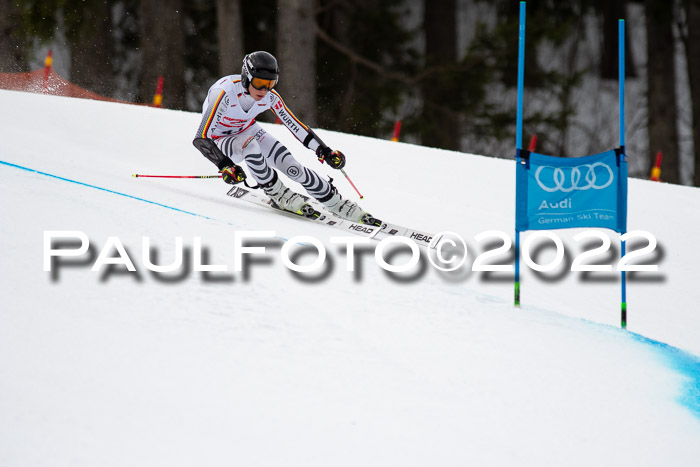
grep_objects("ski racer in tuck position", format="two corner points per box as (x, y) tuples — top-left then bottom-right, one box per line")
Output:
(193, 50), (380, 226)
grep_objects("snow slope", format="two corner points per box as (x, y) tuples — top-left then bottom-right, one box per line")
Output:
(1, 89), (699, 466)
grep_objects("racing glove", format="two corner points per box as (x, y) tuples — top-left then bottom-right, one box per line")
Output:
(219, 164), (247, 184)
(316, 145), (346, 170)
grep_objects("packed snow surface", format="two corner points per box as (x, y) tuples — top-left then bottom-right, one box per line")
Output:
(1, 90), (699, 466)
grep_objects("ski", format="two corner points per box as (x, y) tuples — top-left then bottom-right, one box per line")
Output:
(225, 185), (438, 248)
(226, 185), (381, 238)
(377, 221), (438, 249)
(296, 194), (438, 248)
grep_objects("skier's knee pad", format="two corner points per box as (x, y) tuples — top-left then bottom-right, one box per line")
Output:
(236, 135), (261, 157)
(215, 135), (260, 164)
(272, 147), (305, 182)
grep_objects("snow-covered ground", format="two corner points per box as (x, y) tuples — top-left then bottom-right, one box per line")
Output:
(1, 89), (699, 466)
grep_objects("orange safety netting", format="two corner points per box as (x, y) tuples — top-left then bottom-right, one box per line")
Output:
(0, 67), (143, 105)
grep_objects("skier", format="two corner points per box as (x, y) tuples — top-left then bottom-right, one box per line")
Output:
(193, 50), (380, 225)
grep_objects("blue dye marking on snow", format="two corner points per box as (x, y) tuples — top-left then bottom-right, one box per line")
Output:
(507, 305), (700, 420)
(0, 159), (291, 242)
(628, 332), (700, 419)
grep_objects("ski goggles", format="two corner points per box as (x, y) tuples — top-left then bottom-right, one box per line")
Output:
(250, 77), (277, 91)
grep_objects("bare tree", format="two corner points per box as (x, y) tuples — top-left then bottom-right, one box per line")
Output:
(600, 0), (636, 79)
(68, 0), (115, 96)
(216, 0), (244, 76)
(422, 0), (459, 150)
(646, 0), (680, 183)
(685, 0), (700, 186)
(0, 0), (27, 72)
(276, 0), (317, 125)
(317, 0), (356, 133)
(138, 0), (186, 109)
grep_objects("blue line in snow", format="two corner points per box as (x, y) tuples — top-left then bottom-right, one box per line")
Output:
(1, 159), (216, 218)
(628, 332), (700, 419)
(0, 159), (288, 240)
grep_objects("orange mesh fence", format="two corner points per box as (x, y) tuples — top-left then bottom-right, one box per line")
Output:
(0, 68), (146, 106)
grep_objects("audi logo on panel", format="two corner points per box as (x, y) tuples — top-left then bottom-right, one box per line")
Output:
(534, 162), (614, 193)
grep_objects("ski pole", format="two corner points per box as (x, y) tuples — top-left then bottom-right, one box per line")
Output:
(132, 174), (222, 179)
(306, 127), (365, 199)
(339, 168), (364, 200)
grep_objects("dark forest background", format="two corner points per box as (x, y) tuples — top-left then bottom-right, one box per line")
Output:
(1, 0), (699, 186)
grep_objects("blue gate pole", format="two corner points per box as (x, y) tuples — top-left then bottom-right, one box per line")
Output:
(516, 1), (526, 151)
(515, 1), (526, 307)
(619, 19), (627, 328)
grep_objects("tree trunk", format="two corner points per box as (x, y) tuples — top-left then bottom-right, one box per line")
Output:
(68, 0), (115, 97)
(601, 0), (636, 79)
(0, 0), (27, 72)
(138, 0), (186, 109)
(421, 0), (459, 150)
(322, 0), (355, 133)
(687, 0), (700, 186)
(645, 0), (680, 183)
(216, 0), (244, 76)
(276, 0), (317, 125)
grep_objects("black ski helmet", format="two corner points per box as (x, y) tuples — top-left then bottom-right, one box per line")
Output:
(241, 51), (279, 89)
